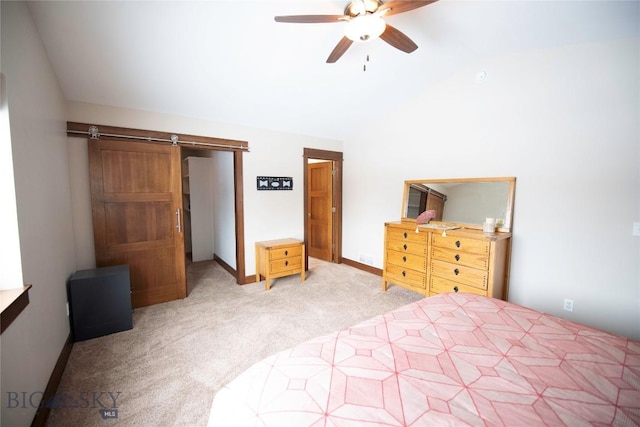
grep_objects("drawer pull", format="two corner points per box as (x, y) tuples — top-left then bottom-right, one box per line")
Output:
(454, 254), (460, 261)
(403, 244), (407, 250)
(285, 260), (289, 266)
(402, 271), (406, 277)
(403, 232), (408, 238)
(453, 286), (459, 293)
(455, 240), (461, 248)
(284, 250), (288, 256)
(402, 256), (407, 262)
(454, 268), (459, 275)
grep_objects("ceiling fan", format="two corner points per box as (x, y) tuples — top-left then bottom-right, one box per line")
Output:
(274, 0), (439, 63)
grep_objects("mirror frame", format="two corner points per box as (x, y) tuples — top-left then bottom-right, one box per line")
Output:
(401, 177), (516, 233)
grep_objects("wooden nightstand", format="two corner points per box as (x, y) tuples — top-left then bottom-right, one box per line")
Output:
(255, 238), (305, 290)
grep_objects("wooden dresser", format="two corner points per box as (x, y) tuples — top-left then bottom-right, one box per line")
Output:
(255, 238), (305, 291)
(382, 222), (511, 299)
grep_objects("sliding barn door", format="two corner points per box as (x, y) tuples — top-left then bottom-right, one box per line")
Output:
(89, 138), (186, 308)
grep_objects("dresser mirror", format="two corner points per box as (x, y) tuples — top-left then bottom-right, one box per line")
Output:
(401, 177), (516, 233)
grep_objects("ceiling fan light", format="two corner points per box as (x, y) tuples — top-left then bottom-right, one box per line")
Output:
(344, 14), (386, 42)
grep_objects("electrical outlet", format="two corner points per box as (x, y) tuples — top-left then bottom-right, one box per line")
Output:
(633, 222), (640, 237)
(563, 299), (574, 312)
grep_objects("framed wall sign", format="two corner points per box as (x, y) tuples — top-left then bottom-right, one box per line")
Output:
(257, 176), (293, 190)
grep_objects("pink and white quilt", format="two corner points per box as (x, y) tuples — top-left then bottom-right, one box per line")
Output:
(208, 293), (640, 426)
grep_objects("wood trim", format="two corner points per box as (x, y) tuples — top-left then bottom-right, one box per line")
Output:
(332, 157), (343, 263)
(341, 258), (382, 276)
(31, 334), (74, 427)
(67, 122), (248, 151)
(234, 151), (246, 284)
(303, 148), (344, 270)
(213, 255), (237, 278)
(0, 284), (32, 334)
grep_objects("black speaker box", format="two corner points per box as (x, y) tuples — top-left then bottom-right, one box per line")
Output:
(67, 265), (133, 342)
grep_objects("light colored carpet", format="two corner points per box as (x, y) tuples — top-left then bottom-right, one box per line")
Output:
(46, 258), (424, 426)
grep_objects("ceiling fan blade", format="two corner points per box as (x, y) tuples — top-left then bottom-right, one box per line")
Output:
(380, 0), (438, 17)
(326, 37), (354, 63)
(274, 15), (346, 23)
(380, 24), (418, 53)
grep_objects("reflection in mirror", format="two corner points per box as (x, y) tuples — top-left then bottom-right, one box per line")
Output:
(402, 178), (515, 232)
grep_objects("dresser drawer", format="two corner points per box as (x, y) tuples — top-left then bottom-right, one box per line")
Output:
(430, 259), (487, 290)
(269, 245), (302, 260)
(431, 234), (489, 255)
(386, 226), (428, 244)
(269, 256), (302, 274)
(385, 238), (427, 256)
(384, 263), (426, 289)
(386, 250), (427, 272)
(429, 276), (487, 296)
(431, 246), (488, 270)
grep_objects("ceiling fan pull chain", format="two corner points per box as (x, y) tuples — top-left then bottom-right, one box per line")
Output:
(363, 53), (370, 72)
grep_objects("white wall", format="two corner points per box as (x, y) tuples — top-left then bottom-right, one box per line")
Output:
(66, 102), (343, 276)
(343, 37), (640, 340)
(1, 2), (76, 425)
(187, 157), (215, 262)
(212, 150), (236, 268)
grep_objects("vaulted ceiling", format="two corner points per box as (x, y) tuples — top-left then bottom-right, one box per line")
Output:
(27, 1), (638, 140)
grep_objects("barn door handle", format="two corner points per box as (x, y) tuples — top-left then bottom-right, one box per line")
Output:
(176, 209), (182, 233)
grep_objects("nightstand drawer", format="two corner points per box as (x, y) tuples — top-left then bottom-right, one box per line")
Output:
(269, 256), (302, 274)
(269, 245), (302, 260)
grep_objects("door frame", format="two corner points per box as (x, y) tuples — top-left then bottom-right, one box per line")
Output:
(303, 148), (343, 269)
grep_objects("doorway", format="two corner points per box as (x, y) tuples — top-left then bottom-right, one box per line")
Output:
(303, 148), (343, 270)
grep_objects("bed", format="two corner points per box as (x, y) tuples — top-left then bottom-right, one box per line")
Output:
(208, 293), (640, 426)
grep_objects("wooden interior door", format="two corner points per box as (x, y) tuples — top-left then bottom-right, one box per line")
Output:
(307, 161), (333, 261)
(89, 138), (186, 308)
(426, 191), (446, 221)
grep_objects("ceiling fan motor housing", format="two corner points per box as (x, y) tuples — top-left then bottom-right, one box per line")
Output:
(344, 0), (384, 17)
